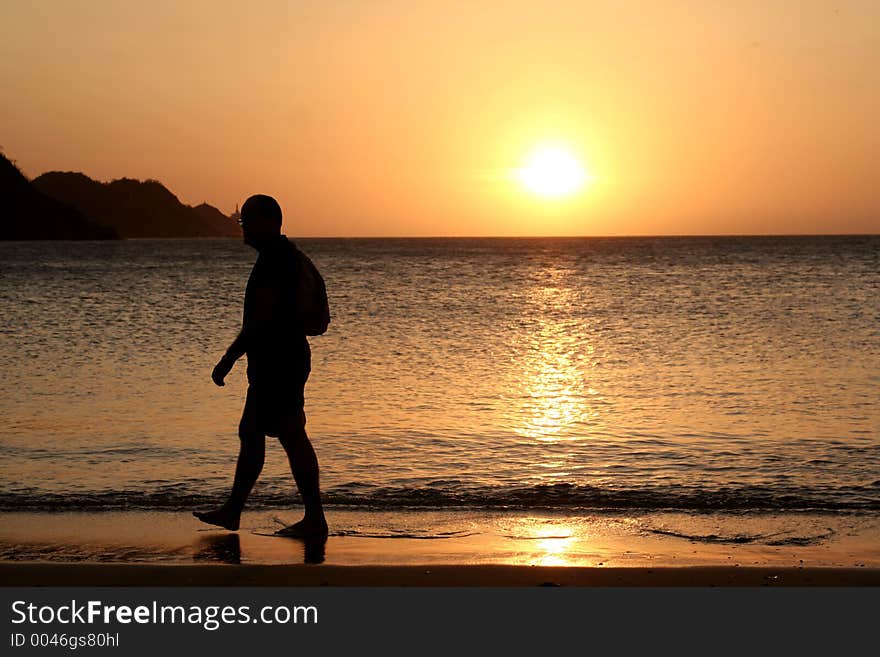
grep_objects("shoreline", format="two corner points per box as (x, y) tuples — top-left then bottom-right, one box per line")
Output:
(3, 563), (879, 587)
(3, 510), (879, 588)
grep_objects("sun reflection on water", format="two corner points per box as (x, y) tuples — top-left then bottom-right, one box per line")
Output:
(508, 518), (580, 567)
(514, 265), (603, 444)
(535, 534), (577, 566)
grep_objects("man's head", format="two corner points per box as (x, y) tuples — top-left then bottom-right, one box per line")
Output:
(239, 194), (282, 248)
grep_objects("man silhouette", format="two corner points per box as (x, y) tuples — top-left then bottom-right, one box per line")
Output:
(194, 194), (328, 539)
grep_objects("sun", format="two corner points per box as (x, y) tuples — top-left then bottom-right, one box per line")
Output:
(515, 142), (590, 199)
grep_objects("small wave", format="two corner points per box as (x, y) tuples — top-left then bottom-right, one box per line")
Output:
(264, 515), (477, 539)
(647, 528), (835, 546)
(1, 482), (878, 513)
(331, 529), (477, 540)
(501, 533), (575, 540)
(647, 529), (767, 544)
(765, 531), (835, 546)
(5, 445), (200, 459)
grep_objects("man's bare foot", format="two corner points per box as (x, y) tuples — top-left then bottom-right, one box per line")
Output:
(274, 517), (328, 539)
(193, 508), (240, 531)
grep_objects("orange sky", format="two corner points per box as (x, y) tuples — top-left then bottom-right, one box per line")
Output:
(2, 1), (878, 236)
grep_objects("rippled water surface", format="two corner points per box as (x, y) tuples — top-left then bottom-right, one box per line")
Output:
(1, 237), (878, 512)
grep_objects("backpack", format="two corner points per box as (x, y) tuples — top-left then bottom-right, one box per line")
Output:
(292, 246), (331, 336)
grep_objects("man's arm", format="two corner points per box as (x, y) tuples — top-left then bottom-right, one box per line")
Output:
(224, 331), (247, 362)
(212, 280), (281, 386)
(211, 332), (245, 386)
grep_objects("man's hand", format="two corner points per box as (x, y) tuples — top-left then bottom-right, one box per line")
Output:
(212, 354), (235, 387)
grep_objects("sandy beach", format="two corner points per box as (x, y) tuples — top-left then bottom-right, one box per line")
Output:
(3, 562), (879, 587)
(2, 510), (878, 586)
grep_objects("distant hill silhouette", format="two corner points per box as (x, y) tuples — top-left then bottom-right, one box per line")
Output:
(1, 153), (118, 240)
(32, 171), (241, 238)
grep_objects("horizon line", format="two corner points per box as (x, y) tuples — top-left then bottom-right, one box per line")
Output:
(99, 232), (880, 242)
(262, 232), (880, 240)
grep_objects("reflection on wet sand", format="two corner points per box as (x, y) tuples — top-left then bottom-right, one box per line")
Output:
(524, 522), (576, 566)
(297, 536), (327, 565)
(2, 511), (878, 568)
(503, 517), (580, 567)
(533, 532), (577, 567)
(194, 530), (326, 565)
(193, 533), (241, 564)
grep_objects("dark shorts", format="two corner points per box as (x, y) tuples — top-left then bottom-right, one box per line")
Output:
(240, 373), (309, 438)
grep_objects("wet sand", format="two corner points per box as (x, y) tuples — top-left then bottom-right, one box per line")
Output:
(3, 562), (879, 587)
(2, 510), (879, 586)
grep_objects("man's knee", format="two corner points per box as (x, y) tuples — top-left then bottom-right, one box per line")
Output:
(238, 421), (263, 443)
(278, 413), (307, 448)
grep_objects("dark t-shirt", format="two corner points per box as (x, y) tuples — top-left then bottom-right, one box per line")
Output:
(243, 235), (310, 385)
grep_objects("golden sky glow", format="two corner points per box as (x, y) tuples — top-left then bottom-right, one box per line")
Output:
(2, 1), (878, 236)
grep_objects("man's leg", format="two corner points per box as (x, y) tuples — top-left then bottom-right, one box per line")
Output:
(276, 409), (328, 537)
(194, 394), (266, 531)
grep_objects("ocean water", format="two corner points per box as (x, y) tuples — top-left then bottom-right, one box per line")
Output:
(1, 236), (878, 517)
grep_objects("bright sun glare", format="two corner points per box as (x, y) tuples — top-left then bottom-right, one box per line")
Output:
(516, 143), (589, 199)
